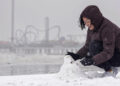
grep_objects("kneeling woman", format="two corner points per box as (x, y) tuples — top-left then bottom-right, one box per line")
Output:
(68, 5), (120, 77)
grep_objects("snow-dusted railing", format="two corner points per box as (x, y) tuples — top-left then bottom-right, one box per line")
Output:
(13, 47), (80, 55)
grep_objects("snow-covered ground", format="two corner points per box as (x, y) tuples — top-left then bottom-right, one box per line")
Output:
(1, 74), (120, 86)
(0, 55), (120, 86)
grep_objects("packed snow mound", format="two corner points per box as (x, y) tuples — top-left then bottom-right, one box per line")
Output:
(57, 55), (120, 79)
(57, 55), (86, 80)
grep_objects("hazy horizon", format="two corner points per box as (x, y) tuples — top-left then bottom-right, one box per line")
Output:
(0, 0), (120, 42)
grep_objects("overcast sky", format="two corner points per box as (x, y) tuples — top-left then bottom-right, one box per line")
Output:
(0, 0), (120, 42)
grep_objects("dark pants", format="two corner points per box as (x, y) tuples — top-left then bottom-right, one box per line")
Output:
(88, 40), (120, 71)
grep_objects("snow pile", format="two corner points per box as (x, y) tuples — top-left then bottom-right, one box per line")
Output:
(57, 55), (104, 80)
(57, 55), (86, 80)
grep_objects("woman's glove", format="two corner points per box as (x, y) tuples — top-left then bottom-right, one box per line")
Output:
(80, 58), (95, 66)
(66, 52), (82, 61)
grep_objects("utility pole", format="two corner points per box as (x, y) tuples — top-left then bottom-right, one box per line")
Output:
(11, 0), (14, 43)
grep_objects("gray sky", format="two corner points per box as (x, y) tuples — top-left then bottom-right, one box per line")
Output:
(0, 0), (120, 42)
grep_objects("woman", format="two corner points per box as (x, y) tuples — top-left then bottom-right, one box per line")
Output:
(67, 5), (120, 77)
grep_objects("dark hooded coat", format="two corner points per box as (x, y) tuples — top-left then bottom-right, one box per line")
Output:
(77, 5), (120, 65)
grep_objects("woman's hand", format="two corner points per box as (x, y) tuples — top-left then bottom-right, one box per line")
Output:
(66, 52), (81, 61)
(80, 58), (95, 66)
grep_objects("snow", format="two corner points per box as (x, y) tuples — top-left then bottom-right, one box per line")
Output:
(1, 55), (120, 86)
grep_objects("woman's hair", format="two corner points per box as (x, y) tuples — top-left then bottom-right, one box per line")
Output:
(79, 15), (85, 30)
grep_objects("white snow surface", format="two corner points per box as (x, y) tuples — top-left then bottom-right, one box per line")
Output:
(1, 55), (120, 86)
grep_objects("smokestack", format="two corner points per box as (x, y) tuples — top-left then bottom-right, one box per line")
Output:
(45, 17), (49, 42)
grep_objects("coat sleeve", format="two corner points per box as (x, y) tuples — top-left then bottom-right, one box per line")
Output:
(92, 27), (115, 65)
(76, 29), (91, 58)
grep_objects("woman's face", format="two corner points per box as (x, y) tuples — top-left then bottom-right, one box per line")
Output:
(83, 17), (94, 30)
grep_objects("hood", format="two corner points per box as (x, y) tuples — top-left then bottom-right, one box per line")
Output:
(80, 5), (104, 32)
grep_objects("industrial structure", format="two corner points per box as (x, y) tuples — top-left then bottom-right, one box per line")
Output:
(0, 0), (84, 55)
